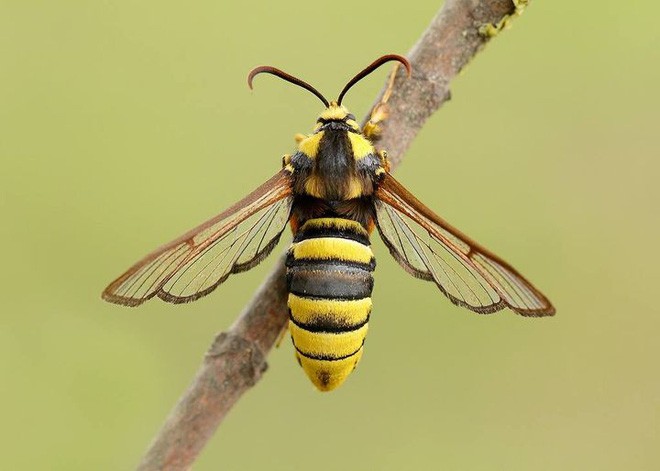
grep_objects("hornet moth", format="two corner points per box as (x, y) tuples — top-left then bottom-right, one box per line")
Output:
(103, 55), (555, 391)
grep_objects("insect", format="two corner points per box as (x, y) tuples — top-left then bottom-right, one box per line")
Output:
(103, 54), (555, 391)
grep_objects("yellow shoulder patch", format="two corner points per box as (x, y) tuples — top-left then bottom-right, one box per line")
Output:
(298, 131), (324, 158)
(347, 132), (374, 160)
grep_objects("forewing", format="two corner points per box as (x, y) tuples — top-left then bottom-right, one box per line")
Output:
(375, 174), (554, 317)
(102, 169), (293, 306)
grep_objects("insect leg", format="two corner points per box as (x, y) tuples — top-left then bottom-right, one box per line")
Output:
(378, 150), (391, 173)
(362, 63), (400, 141)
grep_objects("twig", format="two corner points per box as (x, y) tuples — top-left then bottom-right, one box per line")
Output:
(136, 1), (527, 469)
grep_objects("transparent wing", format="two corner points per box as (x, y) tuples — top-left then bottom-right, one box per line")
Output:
(102, 169), (293, 306)
(375, 173), (554, 317)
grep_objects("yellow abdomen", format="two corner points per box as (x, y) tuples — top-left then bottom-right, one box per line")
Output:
(285, 218), (375, 391)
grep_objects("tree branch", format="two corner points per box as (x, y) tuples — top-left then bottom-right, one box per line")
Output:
(137, 1), (527, 469)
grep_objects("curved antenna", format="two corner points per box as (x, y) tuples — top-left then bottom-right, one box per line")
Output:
(247, 66), (329, 107)
(337, 54), (412, 106)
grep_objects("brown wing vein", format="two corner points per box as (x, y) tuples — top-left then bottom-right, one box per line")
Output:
(102, 169), (293, 306)
(172, 200), (282, 296)
(375, 173), (554, 317)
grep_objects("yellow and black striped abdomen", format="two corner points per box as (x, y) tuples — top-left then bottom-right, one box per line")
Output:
(286, 218), (375, 391)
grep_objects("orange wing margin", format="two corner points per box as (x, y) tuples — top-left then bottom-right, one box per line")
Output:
(102, 169), (293, 306)
(375, 173), (555, 317)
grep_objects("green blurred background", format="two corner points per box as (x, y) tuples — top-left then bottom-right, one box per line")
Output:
(2, 1), (658, 469)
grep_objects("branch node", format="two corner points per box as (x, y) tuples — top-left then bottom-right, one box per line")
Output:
(206, 331), (267, 387)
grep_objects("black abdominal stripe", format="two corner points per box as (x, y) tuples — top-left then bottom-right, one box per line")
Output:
(286, 217), (375, 391)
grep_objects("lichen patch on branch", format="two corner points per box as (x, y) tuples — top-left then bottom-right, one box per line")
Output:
(479, 0), (530, 38)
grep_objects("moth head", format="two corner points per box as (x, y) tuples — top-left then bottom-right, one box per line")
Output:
(313, 102), (360, 133)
